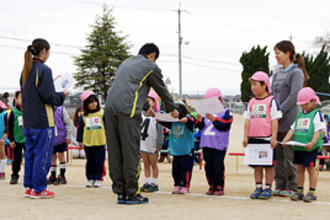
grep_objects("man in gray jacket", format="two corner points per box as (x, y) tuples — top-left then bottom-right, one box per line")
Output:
(105, 43), (179, 205)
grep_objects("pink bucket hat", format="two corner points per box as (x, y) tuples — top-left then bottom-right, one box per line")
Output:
(249, 71), (272, 94)
(205, 88), (222, 99)
(81, 90), (96, 102)
(0, 101), (7, 109)
(147, 91), (160, 112)
(297, 87), (321, 105)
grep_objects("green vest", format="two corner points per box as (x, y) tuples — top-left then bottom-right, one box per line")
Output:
(293, 108), (323, 152)
(82, 109), (106, 146)
(12, 107), (25, 143)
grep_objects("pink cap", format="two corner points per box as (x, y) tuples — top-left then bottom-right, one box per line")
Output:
(297, 87), (321, 105)
(205, 88), (222, 99)
(81, 90), (96, 102)
(147, 91), (160, 112)
(15, 88), (21, 95)
(249, 71), (272, 94)
(0, 101), (7, 109)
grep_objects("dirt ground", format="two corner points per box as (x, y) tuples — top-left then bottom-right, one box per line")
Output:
(1, 114), (330, 220)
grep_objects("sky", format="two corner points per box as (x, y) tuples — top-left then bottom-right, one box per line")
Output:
(0, 0), (328, 95)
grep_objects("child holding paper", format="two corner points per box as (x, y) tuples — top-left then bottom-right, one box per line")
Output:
(282, 87), (325, 203)
(196, 88), (233, 195)
(242, 71), (282, 200)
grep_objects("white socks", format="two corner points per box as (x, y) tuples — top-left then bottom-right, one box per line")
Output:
(152, 178), (158, 185)
(0, 160), (6, 173)
(145, 177), (151, 184)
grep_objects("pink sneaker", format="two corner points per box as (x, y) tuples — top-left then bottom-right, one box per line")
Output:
(24, 188), (32, 198)
(172, 186), (181, 194)
(179, 187), (190, 194)
(30, 189), (55, 199)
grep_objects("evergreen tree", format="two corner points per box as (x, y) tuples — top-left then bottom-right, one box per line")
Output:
(239, 45), (270, 102)
(74, 5), (131, 100)
(304, 47), (330, 101)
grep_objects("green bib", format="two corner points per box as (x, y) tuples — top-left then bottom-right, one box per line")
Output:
(12, 107), (25, 143)
(293, 108), (323, 152)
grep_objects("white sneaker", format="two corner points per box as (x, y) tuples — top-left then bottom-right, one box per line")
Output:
(86, 180), (94, 188)
(93, 180), (102, 188)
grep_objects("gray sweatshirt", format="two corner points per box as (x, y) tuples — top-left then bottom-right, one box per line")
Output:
(271, 64), (304, 132)
(105, 55), (176, 118)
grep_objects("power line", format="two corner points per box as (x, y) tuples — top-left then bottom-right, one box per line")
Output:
(0, 44), (77, 56)
(0, 35), (81, 49)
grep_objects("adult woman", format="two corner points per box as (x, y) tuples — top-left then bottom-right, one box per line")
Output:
(21, 38), (67, 199)
(271, 40), (309, 196)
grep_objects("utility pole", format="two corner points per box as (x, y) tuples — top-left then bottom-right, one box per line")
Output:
(177, 3), (183, 98)
(177, 3), (189, 98)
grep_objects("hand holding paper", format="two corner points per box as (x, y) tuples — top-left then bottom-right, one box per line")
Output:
(192, 97), (224, 117)
(54, 73), (76, 92)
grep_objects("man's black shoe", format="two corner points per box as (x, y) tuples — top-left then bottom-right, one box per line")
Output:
(125, 194), (149, 205)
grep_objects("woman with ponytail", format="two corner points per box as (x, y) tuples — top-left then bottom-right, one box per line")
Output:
(271, 40), (308, 197)
(20, 38), (68, 199)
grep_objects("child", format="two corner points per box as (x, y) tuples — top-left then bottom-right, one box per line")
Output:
(282, 87), (325, 203)
(7, 89), (25, 184)
(140, 91), (163, 193)
(0, 101), (8, 180)
(242, 71), (282, 200)
(48, 106), (73, 185)
(196, 88), (233, 195)
(77, 91), (106, 188)
(159, 103), (195, 194)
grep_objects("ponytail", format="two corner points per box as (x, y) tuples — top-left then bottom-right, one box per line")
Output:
(21, 38), (50, 85)
(293, 53), (310, 87)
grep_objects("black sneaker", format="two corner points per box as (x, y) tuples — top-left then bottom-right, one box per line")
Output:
(55, 175), (67, 185)
(117, 193), (126, 204)
(146, 183), (159, 192)
(10, 175), (18, 184)
(141, 183), (150, 192)
(125, 194), (149, 205)
(47, 176), (57, 185)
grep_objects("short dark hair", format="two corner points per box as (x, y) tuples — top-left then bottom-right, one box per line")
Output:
(176, 103), (188, 119)
(138, 43), (160, 59)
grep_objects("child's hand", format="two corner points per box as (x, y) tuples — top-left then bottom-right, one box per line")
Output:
(146, 108), (155, 117)
(66, 139), (71, 146)
(179, 117), (187, 123)
(205, 113), (215, 122)
(10, 141), (16, 149)
(270, 137), (277, 149)
(281, 138), (289, 147)
(242, 137), (248, 147)
(196, 114), (203, 122)
(305, 142), (313, 150)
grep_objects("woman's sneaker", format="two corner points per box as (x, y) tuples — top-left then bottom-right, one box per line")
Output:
(214, 186), (224, 196)
(30, 189), (55, 199)
(125, 194), (149, 205)
(206, 186), (215, 195)
(259, 188), (272, 200)
(93, 180), (102, 188)
(290, 191), (304, 201)
(303, 192), (317, 203)
(250, 188), (262, 199)
(179, 187), (189, 194)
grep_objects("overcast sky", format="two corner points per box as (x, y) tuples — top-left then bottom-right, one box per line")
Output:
(0, 0), (328, 95)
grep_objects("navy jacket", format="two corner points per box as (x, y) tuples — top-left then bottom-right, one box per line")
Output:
(21, 58), (65, 129)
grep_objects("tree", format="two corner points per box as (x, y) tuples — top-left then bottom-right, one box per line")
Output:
(239, 45), (270, 102)
(303, 46), (330, 101)
(313, 32), (330, 52)
(74, 5), (131, 100)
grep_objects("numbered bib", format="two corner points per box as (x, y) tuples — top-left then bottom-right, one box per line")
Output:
(296, 118), (311, 132)
(86, 117), (102, 130)
(173, 124), (184, 138)
(251, 104), (267, 119)
(204, 123), (216, 136)
(18, 116), (23, 126)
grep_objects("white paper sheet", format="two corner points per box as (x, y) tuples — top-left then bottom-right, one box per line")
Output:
(54, 73), (75, 92)
(278, 140), (306, 147)
(155, 112), (179, 122)
(191, 97), (224, 117)
(244, 144), (273, 166)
